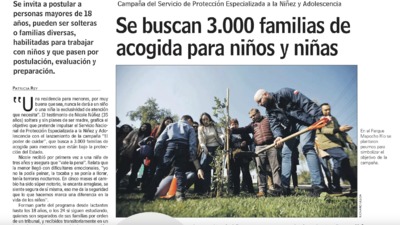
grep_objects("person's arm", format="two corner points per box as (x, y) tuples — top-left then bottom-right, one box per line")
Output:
(215, 125), (225, 145)
(122, 130), (135, 146)
(265, 111), (286, 148)
(231, 123), (253, 135)
(241, 132), (252, 150)
(198, 126), (209, 154)
(320, 117), (352, 134)
(280, 88), (322, 125)
(192, 159), (204, 180)
(267, 110), (285, 138)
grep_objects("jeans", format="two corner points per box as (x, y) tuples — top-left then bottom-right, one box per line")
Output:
(281, 123), (324, 187)
(144, 142), (189, 199)
(325, 147), (357, 190)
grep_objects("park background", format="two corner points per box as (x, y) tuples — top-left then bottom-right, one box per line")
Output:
(115, 65), (358, 217)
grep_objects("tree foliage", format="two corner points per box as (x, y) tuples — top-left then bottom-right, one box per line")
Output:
(211, 96), (228, 127)
(127, 98), (179, 128)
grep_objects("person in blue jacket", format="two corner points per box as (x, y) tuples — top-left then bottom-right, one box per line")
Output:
(141, 115), (204, 202)
(254, 88), (327, 196)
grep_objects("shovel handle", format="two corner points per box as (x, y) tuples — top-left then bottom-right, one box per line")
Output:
(255, 117), (330, 155)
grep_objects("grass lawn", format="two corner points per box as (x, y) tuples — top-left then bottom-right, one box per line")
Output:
(116, 187), (357, 218)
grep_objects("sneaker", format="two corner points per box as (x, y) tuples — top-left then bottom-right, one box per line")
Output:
(256, 191), (265, 197)
(176, 191), (186, 202)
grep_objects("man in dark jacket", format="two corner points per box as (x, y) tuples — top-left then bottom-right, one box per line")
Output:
(254, 88), (327, 196)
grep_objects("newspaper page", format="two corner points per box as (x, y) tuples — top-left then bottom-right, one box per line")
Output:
(1, 0), (399, 225)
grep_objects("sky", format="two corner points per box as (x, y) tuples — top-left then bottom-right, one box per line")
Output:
(116, 65), (357, 142)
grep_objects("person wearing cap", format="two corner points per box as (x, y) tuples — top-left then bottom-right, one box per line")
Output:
(315, 103), (357, 194)
(254, 88), (327, 196)
(141, 115), (204, 202)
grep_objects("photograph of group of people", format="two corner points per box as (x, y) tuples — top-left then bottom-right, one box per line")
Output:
(115, 65), (358, 217)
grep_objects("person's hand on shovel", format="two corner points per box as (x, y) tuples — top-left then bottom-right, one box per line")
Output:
(274, 137), (284, 148)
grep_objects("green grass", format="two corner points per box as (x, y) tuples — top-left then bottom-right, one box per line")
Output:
(116, 189), (357, 218)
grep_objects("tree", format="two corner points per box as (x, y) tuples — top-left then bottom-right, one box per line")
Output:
(211, 95), (230, 197)
(127, 98), (179, 128)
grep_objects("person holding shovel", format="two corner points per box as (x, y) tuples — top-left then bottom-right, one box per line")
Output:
(254, 88), (328, 196)
(230, 111), (281, 197)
